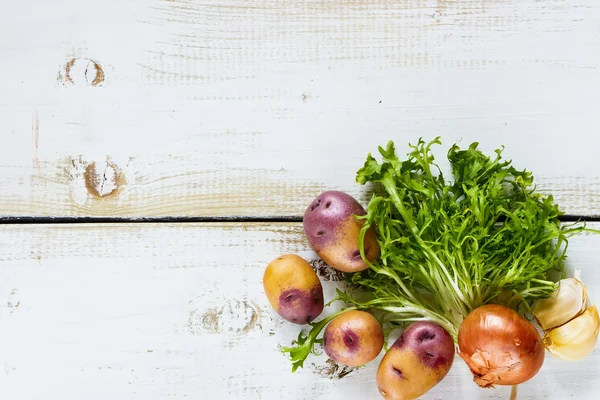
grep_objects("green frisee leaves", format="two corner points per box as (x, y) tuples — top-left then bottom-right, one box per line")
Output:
(353, 137), (586, 338)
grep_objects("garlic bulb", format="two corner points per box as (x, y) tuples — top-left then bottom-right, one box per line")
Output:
(543, 305), (600, 361)
(531, 270), (599, 361)
(531, 277), (587, 331)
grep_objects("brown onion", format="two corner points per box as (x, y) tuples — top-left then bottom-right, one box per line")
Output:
(457, 304), (545, 388)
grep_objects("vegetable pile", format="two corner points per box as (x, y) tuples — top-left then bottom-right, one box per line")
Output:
(262, 138), (600, 399)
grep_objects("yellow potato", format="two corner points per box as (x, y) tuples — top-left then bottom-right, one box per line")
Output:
(263, 254), (324, 324)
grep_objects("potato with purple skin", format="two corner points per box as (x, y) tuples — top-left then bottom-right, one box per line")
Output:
(303, 191), (380, 273)
(323, 310), (384, 367)
(376, 322), (455, 400)
(263, 254), (324, 324)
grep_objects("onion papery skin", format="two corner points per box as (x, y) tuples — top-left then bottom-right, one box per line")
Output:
(457, 304), (545, 387)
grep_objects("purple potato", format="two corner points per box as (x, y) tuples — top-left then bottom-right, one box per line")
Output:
(376, 322), (455, 400)
(303, 191), (380, 273)
(323, 310), (384, 367)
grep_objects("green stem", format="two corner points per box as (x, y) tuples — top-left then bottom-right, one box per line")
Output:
(281, 306), (358, 372)
(381, 175), (470, 317)
(377, 305), (458, 340)
(581, 227), (600, 235)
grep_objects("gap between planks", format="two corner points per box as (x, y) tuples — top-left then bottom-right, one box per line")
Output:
(1, 214), (600, 225)
(0, 216), (303, 225)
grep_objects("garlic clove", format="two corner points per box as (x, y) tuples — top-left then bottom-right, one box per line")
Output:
(531, 277), (587, 331)
(543, 305), (599, 361)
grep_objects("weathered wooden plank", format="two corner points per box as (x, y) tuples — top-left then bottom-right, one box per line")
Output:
(0, 222), (599, 399)
(1, 1), (600, 218)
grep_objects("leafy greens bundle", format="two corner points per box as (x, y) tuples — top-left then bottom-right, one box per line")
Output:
(283, 137), (591, 371)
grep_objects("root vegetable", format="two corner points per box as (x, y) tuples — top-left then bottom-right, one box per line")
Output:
(376, 322), (455, 400)
(543, 305), (599, 361)
(323, 310), (384, 367)
(263, 254), (324, 324)
(457, 304), (545, 387)
(303, 190), (380, 273)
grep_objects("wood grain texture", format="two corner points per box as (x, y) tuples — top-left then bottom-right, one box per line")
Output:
(1, 0), (600, 218)
(0, 222), (599, 399)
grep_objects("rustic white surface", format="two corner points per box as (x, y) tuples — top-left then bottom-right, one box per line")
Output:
(0, 223), (599, 400)
(1, 0), (600, 217)
(2, 1), (600, 399)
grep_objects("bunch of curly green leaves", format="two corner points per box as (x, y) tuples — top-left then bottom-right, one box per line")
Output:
(282, 137), (592, 372)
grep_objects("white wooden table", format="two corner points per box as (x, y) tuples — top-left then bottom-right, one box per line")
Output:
(1, 1), (599, 399)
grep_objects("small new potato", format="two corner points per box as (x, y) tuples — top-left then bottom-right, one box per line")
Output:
(323, 310), (384, 367)
(303, 190), (380, 273)
(376, 322), (455, 400)
(263, 254), (324, 324)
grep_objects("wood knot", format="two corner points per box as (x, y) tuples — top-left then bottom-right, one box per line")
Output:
(219, 299), (259, 333)
(63, 58), (105, 87)
(188, 300), (261, 335)
(84, 160), (125, 198)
